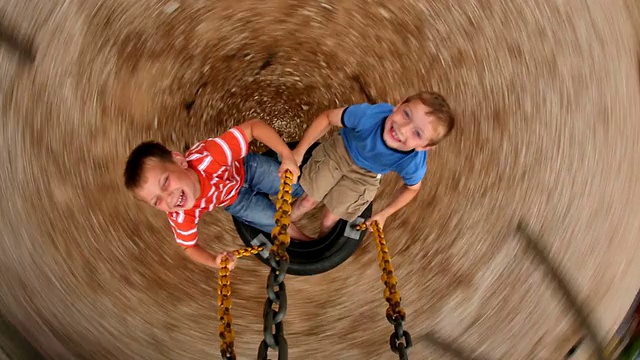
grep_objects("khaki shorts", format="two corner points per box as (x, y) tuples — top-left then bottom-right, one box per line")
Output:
(299, 134), (381, 221)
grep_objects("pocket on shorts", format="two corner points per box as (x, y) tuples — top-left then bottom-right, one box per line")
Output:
(344, 186), (377, 218)
(299, 149), (332, 200)
(301, 151), (325, 180)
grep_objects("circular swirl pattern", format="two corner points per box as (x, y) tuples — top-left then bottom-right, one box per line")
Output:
(1, 1), (640, 359)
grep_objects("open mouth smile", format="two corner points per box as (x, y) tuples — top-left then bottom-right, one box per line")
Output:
(390, 126), (402, 143)
(175, 190), (186, 208)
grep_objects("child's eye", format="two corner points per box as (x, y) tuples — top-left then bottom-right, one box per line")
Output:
(414, 130), (421, 138)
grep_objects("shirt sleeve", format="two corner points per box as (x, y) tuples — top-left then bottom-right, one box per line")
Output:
(341, 103), (375, 130)
(398, 155), (427, 187)
(167, 211), (199, 248)
(203, 126), (249, 167)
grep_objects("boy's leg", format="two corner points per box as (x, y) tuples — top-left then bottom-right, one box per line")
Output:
(289, 194), (318, 223)
(242, 152), (313, 239)
(301, 134), (380, 237)
(320, 169), (380, 237)
(291, 139), (343, 223)
(224, 185), (313, 240)
(243, 153), (305, 197)
(318, 207), (342, 237)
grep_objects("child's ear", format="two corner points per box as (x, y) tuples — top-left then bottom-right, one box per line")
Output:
(171, 151), (188, 168)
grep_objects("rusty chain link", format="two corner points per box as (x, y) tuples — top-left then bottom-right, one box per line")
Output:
(217, 168), (294, 360)
(219, 206), (613, 360)
(233, 245), (264, 258)
(357, 221), (413, 360)
(257, 169), (294, 360)
(217, 245), (265, 360)
(218, 256), (235, 360)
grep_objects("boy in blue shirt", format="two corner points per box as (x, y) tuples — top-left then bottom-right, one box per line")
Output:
(290, 91), (455, 236)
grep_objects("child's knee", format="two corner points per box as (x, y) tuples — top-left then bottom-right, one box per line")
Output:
(319, 213), (340, 235)
(292, 183), (305, 198)
(320, 209), (340, 227)
(299, 194), (319, 209)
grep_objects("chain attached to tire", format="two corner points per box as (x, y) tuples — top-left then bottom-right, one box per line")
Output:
(218, 256), (235, 360)
(357, 221), (413, 360)
(218, 245), (264, 360)
(257, 169), (294, 360)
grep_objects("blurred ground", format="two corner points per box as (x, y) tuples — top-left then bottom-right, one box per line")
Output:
(1, 0), (640, 359)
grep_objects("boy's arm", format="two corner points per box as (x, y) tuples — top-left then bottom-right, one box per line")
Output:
(184, 244), (236, 270)
(184, 244), (220, 268)
(292, 107), (346, 164)
(237, 119), (301, 182)
(238, 119), (293, 161)
(168, 214), (236, 269)
(365, 182), (421, 229)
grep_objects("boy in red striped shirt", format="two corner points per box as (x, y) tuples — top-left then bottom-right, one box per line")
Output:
(124, 119), (311, 269)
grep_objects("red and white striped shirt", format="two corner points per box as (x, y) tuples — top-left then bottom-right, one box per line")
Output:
(167, 126), (249, 248)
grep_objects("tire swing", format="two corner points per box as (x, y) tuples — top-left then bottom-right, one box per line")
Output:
(231, 141), (373, 276)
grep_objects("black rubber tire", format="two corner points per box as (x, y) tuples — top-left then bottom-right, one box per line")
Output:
(232, 141), (373, 276)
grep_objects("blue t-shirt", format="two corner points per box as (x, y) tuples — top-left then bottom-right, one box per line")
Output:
(340, 102), (427, 186)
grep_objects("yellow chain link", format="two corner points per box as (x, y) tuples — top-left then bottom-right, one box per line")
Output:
(217, 246), (264, 359)
(233, 245), (264, 258)
(271, 169), (294, 260)
(217, 170), (293, 359)
(357, 221), (406, 323)
(218, 256), (235, 359)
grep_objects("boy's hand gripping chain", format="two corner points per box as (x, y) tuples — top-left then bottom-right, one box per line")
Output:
(218, 245), (264, 360)
(357, 222), (413, 360)
(257, 169), (294, 360)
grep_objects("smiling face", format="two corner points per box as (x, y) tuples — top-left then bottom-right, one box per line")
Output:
(382, 99), (445, 152)
(133, 153), (201, 212)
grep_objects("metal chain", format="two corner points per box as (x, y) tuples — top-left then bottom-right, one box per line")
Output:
(257, 169), (294, 360)
(233, 245), (264, 258)
(218, 256), (235, 360)
(217, 245), (265, 360)
(357, 221), (413, 360)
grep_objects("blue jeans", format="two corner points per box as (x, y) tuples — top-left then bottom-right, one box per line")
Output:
(224, 152), (304, 233)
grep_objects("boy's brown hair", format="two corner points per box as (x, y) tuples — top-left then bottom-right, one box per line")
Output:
(402, 91), (455, 146)
(123, 141), (174, 190)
